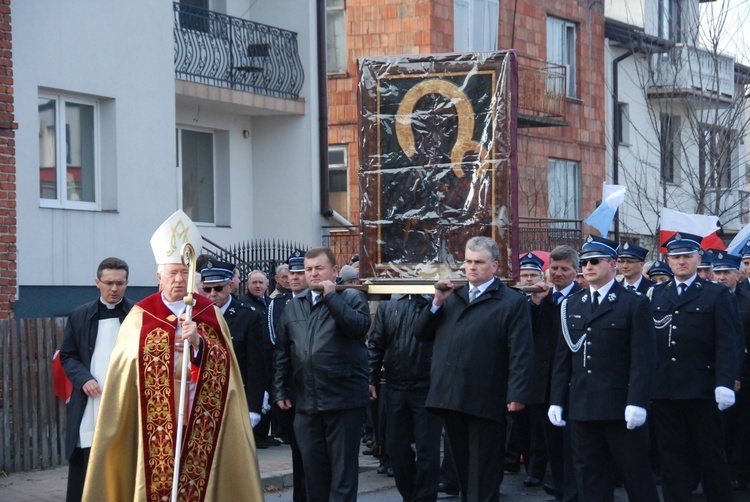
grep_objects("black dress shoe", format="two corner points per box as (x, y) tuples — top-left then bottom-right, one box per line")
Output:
(438, 482), (460, 496)
(377, 465), (388, 474)
(386, 467), (394, 477)
(524, 476), (542, 487)
(504, 464), (521, 474)
(255, 440), (269, 449)
(542, 483), (557, 496)
(265, 437), (281, 446)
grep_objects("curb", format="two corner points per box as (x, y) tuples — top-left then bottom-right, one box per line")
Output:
(261, 464), (379, 490)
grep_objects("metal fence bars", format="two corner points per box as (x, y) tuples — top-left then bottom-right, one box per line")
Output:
(174, 2), (305, 99)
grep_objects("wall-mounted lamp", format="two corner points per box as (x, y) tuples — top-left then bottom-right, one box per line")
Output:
(242, 130), (250, 139)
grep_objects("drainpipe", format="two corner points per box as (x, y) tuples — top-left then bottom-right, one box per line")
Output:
(317, 0), (333, 217)
(612, 48), (634, 242)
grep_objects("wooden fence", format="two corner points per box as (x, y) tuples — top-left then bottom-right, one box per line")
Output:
(0, 317), (67, 474)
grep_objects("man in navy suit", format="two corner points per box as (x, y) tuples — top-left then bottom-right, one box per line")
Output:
(650, 232), (738, 502)
(550, 235), (659, 502)
(617, 241), (653, 294)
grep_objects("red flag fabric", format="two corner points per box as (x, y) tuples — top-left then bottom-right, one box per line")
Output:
(52, 349), (72, 404)
(659, 207), (724, 253)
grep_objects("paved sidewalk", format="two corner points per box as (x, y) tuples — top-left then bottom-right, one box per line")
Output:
(0, 443), (379, 501)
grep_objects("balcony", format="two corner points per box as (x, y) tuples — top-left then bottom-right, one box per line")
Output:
(648, 44), (735, 102)
(173, 2), (304, 101)
(517, 56), (568, 128)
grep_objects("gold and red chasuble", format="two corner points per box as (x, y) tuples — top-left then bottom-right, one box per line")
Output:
(136, 293), (230, 502)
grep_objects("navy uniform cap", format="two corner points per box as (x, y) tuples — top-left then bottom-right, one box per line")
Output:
(200, 259), (236, 284)
(739, 239), (750, 259)
(711, 250), (741, 271)
(580, 234), (618, 260)
(663, 232), (702, 256)
(697, 248), (714, 268)
(287, 250), (305, 272)
(519, 252), (544, 271)
(648, 261), (673, 278)
(617, 242), (648, 261)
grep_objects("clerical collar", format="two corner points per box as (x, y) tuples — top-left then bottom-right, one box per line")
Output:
(99, 297), (123, 310)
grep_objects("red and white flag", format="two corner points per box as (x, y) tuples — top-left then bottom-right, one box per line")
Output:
(659, 207), (724, 253)
(52, 349), (72, 404)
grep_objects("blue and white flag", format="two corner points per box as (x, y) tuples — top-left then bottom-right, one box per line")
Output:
(584, 183), (627, 237)
(728, 221), (750, 255)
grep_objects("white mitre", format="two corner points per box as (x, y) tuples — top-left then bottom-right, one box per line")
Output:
(150, 209), (203, 265)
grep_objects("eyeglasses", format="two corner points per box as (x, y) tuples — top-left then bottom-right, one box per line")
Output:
(202, 284), (227, 293)
(520, 274), (541, 280)
(100, 280), (127, 287)
(616, 259), (641, 264)
(580, 258), (608, 267)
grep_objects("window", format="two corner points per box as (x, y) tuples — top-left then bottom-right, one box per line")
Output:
(454, 0), (499, 52)
(700, 125), (736, 189)
(548, 158), (581, 223)
(660, 115), (680, 183)
(326, 0), (347, 74)
(547, 17), (577, 98)
(38, 93), (99, 209)
(178, 0), (210, 32)
(659, 0), (681, 43)
(617, 102), (630, 145)
(328, 145), (349, 217)
(177, 128), (216, 224)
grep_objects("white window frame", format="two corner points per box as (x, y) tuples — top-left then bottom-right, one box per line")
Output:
(38, 92), (101, 211)
(548, 158), (581, 223)
(547, 16), (577, 98)
(326, 0), (347, 75)
(328, 144), (349, 217)
(454, 0), (499, 52)
(176, 127), (217, 225)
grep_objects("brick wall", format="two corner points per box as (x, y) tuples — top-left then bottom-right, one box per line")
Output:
(501, 0), (607, 220)
(328, 0), (454, 225)
(330, 0), (606, 228)
(0, 0), (16, 318)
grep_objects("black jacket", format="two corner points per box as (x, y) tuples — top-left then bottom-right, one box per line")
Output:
(528, 282), (582, 405)
(368, 294), (433, 390)
(735, 284), (750, 383)
(60, 296), (134, 459)
(273, 288), (371, 414)
(650, 277), (737, 400)
(222, 297), (266, 414)
(413, 278), (534, 423)
(550, 281), (656, 421)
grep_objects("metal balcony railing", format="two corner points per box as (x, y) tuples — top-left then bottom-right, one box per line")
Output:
(173, 2), (304, 99)
(518, 217), (584, 252)
(517, 56), (567, 122)
(649, 44), (734, 100)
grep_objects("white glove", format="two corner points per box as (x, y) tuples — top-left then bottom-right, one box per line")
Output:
(249, 412), (261, 428)
(262, 391), (271, 414)
(624, 405), (647, 430)
(548, 405), (566, 427)
(715, 386), (735, 411)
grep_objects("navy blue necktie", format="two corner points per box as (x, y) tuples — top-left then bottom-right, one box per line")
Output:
(591, 291), (600, 311)
(552, 291), (563, 305)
